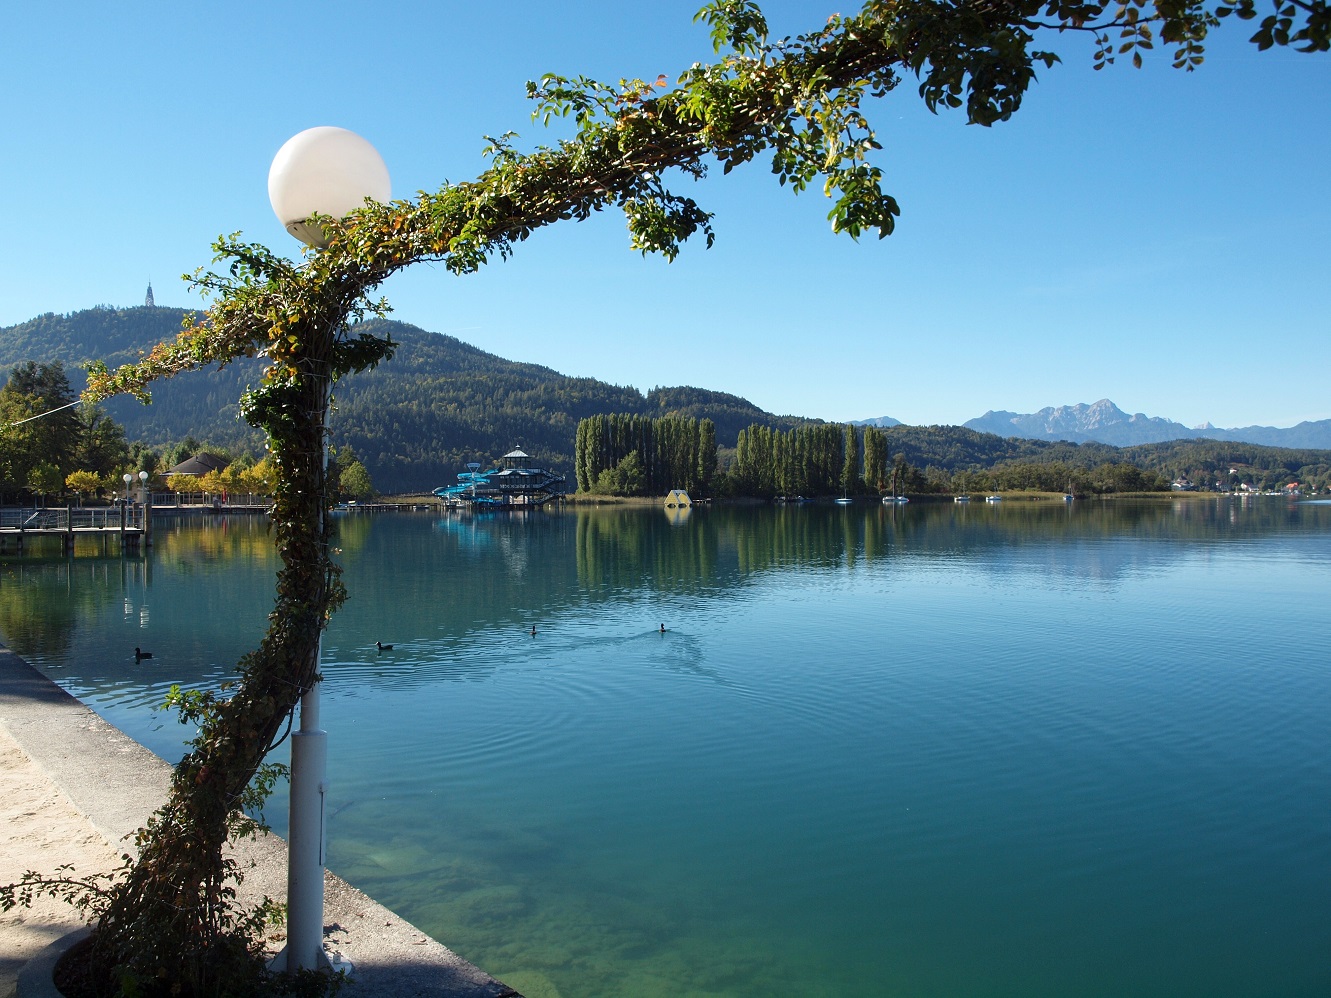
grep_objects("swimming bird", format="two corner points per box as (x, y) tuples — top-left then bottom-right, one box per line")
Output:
(529, 625), (537, 636)
(659, 623), (666, 633)
(376, 641), (394, 651)
(134, 647), (152, 661)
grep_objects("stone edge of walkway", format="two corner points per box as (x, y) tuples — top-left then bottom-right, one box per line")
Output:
(0, 644), (520, 998)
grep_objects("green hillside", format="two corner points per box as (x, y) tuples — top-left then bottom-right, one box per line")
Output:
(0, 307), (814, 493)
(5, 306), (1327, 495)
(875, 424), (1331, 491)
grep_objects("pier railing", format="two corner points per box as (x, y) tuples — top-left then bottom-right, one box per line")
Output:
(0, 505), (146, 531)
(151, 492), (270, 508)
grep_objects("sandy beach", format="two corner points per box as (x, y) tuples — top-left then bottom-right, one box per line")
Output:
(0, 725), (119, 998)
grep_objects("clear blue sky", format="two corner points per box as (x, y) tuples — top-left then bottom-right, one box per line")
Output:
(3, 2), (1328, 429)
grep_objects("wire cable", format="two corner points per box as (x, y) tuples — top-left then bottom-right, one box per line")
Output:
(2, 398), (81, 429)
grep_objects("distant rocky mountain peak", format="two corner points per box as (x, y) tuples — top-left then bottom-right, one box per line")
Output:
(849, 415), (902, 428)
(964, 399), (1331, 449)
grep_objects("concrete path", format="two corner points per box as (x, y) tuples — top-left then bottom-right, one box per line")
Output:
(0, 644), (520, 997)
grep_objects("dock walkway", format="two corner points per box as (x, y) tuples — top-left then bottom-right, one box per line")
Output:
(0, 507), (145, 553)
(0, 499), (277, 555)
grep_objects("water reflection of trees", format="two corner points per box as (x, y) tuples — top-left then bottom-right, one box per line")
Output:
(0, 515), (278, 691)
(152, 514), (282, 568)
(0, 560), (95, 654)
(575, 500), (1331, 592)
(576, 508), (720, 593)
(5, 502), (1326, 695)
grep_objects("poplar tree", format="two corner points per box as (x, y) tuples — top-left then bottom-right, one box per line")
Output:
(863, 425), (887, 492)
(0, 362), (81, 492)
(841, 424), (861, 497)
(697, 419), (717, 494)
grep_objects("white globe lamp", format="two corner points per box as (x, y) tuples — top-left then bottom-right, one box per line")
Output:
(268, 127), (391, 247)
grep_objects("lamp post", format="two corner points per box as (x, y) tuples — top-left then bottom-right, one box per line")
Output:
(138, 470), (151, 546)
(265, 126), (390, 975)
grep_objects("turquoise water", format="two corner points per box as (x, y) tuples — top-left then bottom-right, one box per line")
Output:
(3, 500), (1329, 997)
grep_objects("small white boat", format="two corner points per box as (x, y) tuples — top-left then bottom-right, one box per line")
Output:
(954, 495), (971, 503)
(882, 495), (909, 505)
(835, 497), (854, 505)
(985, 494), (1002, 503)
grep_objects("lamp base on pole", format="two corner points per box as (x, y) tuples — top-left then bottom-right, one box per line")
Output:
(268, 945), (354, 977)
(274, 722), (328, 973)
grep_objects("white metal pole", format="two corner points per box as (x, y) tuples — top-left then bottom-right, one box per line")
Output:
(281, 667), (329, 971)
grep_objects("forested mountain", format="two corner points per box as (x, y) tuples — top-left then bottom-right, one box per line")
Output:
(877, 425), (1331, 492)
(1114, 439), (1331, 489)
(4, 306), (1327, 495)
(0, 306), (263, 455)
(0, 307), (813, 493)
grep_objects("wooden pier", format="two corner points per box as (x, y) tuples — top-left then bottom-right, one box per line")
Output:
(0, 504), (150, 554)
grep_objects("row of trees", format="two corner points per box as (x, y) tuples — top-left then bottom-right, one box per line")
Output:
(939, 461), (1168, 495)
(730, 422), (861, 498)
(1115, 439), (1331, 493)
(575, 413), (717, 495)
(572, 415), (1178, 501)
(56, 449), (375, 504)
(721, 423), (928, 498)
(1, 361), (377, 504)
(0, 361), (134, 501)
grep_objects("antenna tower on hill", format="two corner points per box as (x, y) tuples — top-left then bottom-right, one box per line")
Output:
(145, 281), (155, 308)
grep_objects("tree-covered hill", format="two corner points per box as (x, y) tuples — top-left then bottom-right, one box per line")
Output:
(1116, 439), (1331, 490)
(879, 425), (1331, 490)
(642, 386), (805, 447)
(0, 307), (265, 456)
(5, 307), (1326, 494)
(878, 424), (1113, 470)
(0, 307), (813, 492)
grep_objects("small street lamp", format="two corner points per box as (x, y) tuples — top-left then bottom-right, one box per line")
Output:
(265, 126), (389, 975)
(138, 471), (151, 546)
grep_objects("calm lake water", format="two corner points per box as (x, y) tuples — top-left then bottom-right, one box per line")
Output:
(2, 499), (1329, 998)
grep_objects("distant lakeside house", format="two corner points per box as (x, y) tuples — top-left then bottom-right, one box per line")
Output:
(165, 453), (229, 478)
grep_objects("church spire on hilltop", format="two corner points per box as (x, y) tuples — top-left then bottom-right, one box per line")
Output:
(145, 281), (155, 308)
